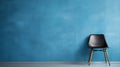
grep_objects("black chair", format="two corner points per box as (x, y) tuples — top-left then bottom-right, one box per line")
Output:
(88, 34), (110, 65)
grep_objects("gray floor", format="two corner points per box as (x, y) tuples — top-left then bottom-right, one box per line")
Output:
(0, 63), (119, 67)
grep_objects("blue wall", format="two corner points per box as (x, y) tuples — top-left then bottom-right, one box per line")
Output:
(0, 0), (120, 62)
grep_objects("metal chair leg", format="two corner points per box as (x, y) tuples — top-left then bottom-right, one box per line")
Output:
(88, 48), (94, 65)
(105, 48), (110, 66)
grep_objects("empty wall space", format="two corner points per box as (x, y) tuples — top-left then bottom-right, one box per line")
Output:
(0, 0), (120, 62)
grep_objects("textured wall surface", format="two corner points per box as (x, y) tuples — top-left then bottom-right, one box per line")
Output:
(0, 0), (120, 62)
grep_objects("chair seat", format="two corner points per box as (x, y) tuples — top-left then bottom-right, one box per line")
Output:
(89, 44), (108, 48)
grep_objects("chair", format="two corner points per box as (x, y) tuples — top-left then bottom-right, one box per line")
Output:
(88, 34), (110, 65)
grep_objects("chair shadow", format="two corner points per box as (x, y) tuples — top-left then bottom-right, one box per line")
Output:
(75, 35), (90, 62)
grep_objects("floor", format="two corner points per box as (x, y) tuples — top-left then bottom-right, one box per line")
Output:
(0, 62), (119, 67)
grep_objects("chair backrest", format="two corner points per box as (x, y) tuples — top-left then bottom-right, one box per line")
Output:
(89, 34), (108, 48)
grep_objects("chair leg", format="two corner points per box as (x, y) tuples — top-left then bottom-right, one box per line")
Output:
(103, 48), (107, 63)
(105, 48), (110, 66)
(88, 48), (94, 65)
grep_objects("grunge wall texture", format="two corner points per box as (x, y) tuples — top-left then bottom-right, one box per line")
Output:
(0, 0), (120, 62)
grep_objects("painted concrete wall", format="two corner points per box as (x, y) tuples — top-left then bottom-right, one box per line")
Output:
(0, 0), (120, 62)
